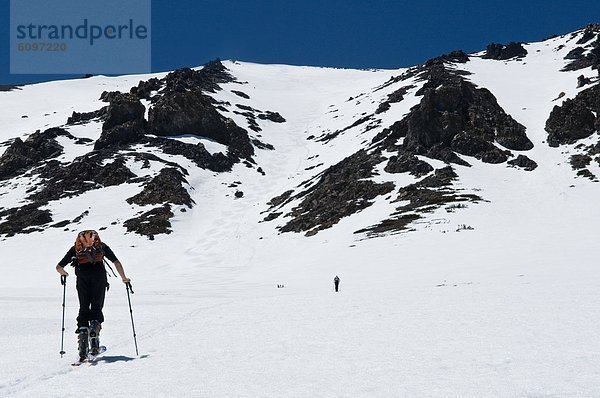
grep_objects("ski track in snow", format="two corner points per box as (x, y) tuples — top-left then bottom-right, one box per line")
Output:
(1, 29), (600, 397)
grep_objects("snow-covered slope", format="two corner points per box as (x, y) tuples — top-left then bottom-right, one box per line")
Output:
(1, 26), (600, 397)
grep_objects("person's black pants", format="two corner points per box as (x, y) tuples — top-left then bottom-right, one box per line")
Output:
(75, 265), (107, 328)
(334, 282), (339, 292)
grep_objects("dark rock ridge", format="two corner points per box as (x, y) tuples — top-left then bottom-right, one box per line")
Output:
(130, 77), (162, 100)
(372, 63), (532, 165)
(30, 155), (136, 203)
(0, 203), (52, 236)
(123, 205), (174, 239)
(148, 67), (255, 159)
(0, 128), (72, 180)
(67, 108), (106, 125)
(148, 136), (236, 172)
(267, 61), (529, 237)
(0, 59), (282, 238)
(233, 104), (286, 133)
(127, 167), (193, 208)
(375, 85), (415, 114)
(426, 50), (470, 65)
(507, 155), (538, 171)
(482, 42), (527, 60)
(277, 150), (395, 236)
(563, 26), (600, 71)
(95, 92), (147, 150)
(384, 151), (433, 177)
(318, 115), (376, 142)
(577, 24), (600, 45)
(357, 166), (482, 236)
(545, 83), (600, 146)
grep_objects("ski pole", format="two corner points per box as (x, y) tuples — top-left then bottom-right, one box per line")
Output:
(59, 275), (67, 358)
(125, 282), (139, 356)
(103, 258), (118, 277)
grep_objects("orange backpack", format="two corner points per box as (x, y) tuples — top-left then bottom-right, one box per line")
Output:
(75, 230), (104, 264)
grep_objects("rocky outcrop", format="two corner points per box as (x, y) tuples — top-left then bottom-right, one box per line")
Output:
(123, 205), (174, 239)
(577, 24), (600, 45)
(507, 155), (538, 171)
(127, 168), (193, 208)
(373, 64), (532, 164)
(67, 108), (107, 125)
(130, 77), (162, 100)
(95, 92), (146, 150)
(375, 85), (414, 114)
(356, 166), (481, 236)
(31, 155), (136, 202)
(148, 76), (254, 159)
(278, 150), (395, 236)
(482, 42), (527, 60)
(426, 50), (470, 65)
(384, 151), (433, 177)
(0, 128), (71, 180)
(0, 203), (52, 236)
(563, 27), (600, 71)
(149, 137), (236, 172)
(545, 84), (600, 146)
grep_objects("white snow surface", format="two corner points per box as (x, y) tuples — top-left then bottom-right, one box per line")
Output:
(1, 29), (600, 397)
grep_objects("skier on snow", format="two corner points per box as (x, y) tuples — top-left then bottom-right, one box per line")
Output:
(55, 230), (130, 362)
(334, 275), (340, 292)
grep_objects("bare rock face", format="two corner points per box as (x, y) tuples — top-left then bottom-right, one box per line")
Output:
(31, 155), (136, 202)
(279, 150), (395, 235)
(123, 205), (174, 239)
(148, 66), (254, 160)
(375, 64), (532, 164)
(0, 203), (52, 236)
(149, 137), (236, 172)
(384, 151), (433, 177)
(0, 128), (70, 180)
(545, 84), (600, 147)
(127, 168), (193, 208)
(95, 92), (147, 150)
(482, 42), (527, 60)
(563, 27), (600, 71)
(130, 77), (162, 100)
(507, 155), (538, 171)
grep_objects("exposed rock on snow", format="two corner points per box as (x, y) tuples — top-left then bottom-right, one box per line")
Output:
(31, 155), (136, 203)
(0, 128), (71, 180)
(545, 83), (600, 146)
(373, 63), (532, 164)
(507, 154), (538, 171)
(375, 85), (414, 114)
(123, 204), (174, 238)
(482, 42), (528, 60)
(384, 151), (433, 177)
(148, 72), (254, 159)
(563, 26), (600, 71)
(278, 150), (395, 236)
(130, 77), (162, 100)
(127, 167), (193, 208)
(357, 166), (482, 236)
(0, 203), (52, 236)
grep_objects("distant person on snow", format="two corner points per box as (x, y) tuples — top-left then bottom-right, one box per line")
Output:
(334, 275), (340, 292)
(55, 230), (130, 361)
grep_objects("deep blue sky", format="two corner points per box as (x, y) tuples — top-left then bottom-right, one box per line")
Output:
(2, 0), (599, 85)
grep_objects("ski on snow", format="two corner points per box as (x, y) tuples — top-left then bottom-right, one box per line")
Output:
(71, 346), (107, 366)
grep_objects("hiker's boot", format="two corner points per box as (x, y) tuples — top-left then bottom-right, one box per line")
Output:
(89, 320), (102, 355)
(77, 327), (89, 361)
